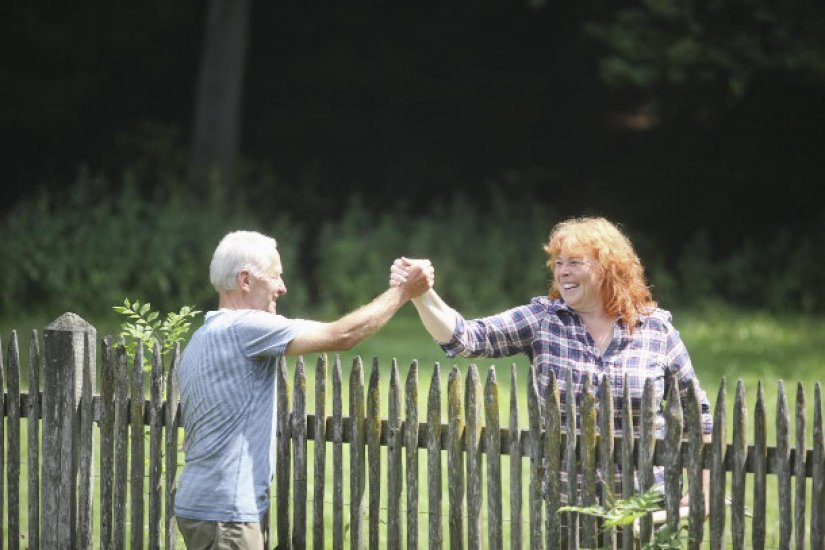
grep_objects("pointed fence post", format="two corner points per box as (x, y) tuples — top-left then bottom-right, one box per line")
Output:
(41, 312), (96, 549)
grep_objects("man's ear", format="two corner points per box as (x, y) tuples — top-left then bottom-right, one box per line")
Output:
(237, 269), (252, 290)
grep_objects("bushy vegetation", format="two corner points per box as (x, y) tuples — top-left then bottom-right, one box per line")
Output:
(0, 167), (309, 321)
(2, 165), (824, 324)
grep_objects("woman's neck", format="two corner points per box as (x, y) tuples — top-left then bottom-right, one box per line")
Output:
(577, 308), (616, 353)
(575, 305), (610, 324)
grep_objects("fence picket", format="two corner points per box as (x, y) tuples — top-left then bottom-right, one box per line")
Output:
(426, 363), (443, 550)
(314, 354), (328, 550)
(387, 359), (403, 549)
(777, 380), (792, 549)
(731, 380), (747, 550)
(367, 358), (381, 549)
(466, 364), (483, 550)
(812, 382), (824, 549)
(753, 382), (767, 550)
(564, 367), (578, 549)
(527, 365), (544, 550)
(794, 383), (807, 550)
(484, 367), (502, 550)
(544, 370), (561, 550)
(350, 357), (366, 550)
(637, 378), (656, 545)
(292, 357), (308, 550)
(332, 356), (344, 550)
(447, 366), (465, 550)
(685, 379), (706, 550)
(112, 341), (129, 550)
(7, 332), (21, 550)
(1, 333), (5, 550)
(620, 374), (635, 550)
(130, 343), (145, 550)
(164, 345), (180, 550)
(99, 337), (115, 550)
(147, 342), (164, 550)
(663, 372), (683, 539)
(509, 366), (523, 550)
(404, 360), (420, 550)
(580, 373), (597, 549)
(598, 375), (616, 550)
(78, 332), (95, 550)
(709, 379), (728, 550)
(276, 357), (292, 549)
(27, 331), (42, 550)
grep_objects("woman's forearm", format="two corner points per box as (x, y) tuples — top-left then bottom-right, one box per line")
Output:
(411, 289), (458, 343)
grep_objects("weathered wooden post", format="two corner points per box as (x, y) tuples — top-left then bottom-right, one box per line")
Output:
(41, 312), (96, 549)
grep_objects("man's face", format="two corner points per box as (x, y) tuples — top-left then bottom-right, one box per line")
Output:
(247, 252), (288, 314)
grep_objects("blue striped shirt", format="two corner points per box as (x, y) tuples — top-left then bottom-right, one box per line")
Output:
(175, 309), (305, 522)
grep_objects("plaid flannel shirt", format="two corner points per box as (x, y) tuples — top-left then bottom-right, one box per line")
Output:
(440, 296), (713, 503)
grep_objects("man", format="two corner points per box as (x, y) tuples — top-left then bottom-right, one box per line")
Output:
(175, 230), (432, 549)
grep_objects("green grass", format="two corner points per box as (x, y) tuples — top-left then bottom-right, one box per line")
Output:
(3, 305), (825, 548)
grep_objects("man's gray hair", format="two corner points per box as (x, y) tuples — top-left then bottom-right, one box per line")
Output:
(209, 230), (278, 291)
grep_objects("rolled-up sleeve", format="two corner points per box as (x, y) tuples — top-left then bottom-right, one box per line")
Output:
(439, 302), (542, 359)
(666, 325), (714, 435)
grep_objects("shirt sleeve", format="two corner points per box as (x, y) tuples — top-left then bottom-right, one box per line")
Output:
(663, 318), (714, 435)
(440, 301), (542, 359)
(234, 310), (306, 359)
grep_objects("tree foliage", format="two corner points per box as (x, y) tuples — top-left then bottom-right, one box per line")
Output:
(584, 0), (825, 112)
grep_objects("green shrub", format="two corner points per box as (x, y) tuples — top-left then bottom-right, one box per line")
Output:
(0, 166), (308, 320)
(314, 195), (407, 316)
(313, 191), (560, 317)
(2, 159), (824, 320)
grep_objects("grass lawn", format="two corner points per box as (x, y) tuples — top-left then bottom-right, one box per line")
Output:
(3, 305), (824, 548)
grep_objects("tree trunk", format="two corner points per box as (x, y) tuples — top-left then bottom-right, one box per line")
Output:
(189, 0), (251, 194)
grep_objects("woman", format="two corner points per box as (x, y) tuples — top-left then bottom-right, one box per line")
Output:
(391, 216), (712, 508)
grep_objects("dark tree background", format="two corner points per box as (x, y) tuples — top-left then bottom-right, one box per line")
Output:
(3, 1), (823, 261)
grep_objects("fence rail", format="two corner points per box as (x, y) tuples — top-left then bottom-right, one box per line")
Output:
(2, 312), (825, 549)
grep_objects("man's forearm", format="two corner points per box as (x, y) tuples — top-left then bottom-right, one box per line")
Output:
(286, 287), (409, 355)
(335, 287), (408, 346)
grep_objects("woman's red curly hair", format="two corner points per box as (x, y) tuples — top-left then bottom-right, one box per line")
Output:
(544, 216), (657, 332)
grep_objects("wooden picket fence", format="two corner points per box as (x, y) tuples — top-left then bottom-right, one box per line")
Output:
(2, 312), (824, 549)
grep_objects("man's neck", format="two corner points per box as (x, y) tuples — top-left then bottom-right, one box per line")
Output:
(218, 290), (246, 310)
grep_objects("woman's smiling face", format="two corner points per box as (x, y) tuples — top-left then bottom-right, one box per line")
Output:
(553, 251), (604, 313)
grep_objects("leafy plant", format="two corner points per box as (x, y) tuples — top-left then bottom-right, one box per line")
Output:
(558, 484), (689, 549)
(114, 297), (200, 472)
(113, 297), (202, 371)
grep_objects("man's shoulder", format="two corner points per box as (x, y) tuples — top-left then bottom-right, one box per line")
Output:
(196, 310), (303, 340)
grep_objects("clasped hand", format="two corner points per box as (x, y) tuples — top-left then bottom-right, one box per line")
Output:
(390, 257), (434, 297)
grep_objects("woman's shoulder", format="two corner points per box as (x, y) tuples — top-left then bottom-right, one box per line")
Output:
(639, 307), (675, 329)
(523, 296), (573, 320)
(528, 296), (566, 310)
